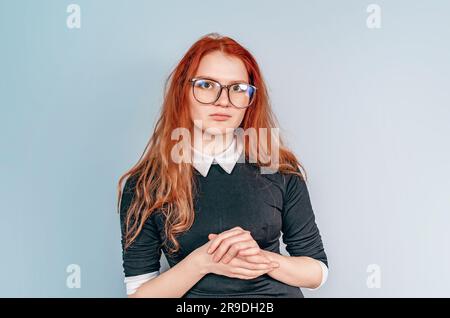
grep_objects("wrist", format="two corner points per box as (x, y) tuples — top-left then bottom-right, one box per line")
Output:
(261, 250), (282, 262)
(190, 248), (212, 276)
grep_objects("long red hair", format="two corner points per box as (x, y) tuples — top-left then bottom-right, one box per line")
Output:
(117, 33), (306, 255)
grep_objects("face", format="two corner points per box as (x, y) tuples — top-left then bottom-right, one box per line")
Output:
(189, 51), (249, 136)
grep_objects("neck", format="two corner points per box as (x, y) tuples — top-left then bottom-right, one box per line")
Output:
(193, 126), (235, 156)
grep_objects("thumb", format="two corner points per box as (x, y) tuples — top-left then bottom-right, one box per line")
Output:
(208, 233), (218, 240)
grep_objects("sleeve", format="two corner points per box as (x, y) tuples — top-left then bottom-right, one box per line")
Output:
(305, 260), (328, 290)
(281, 170), (328, 268)
(120, 174), (162, 278)
(124, 271), (160, 295)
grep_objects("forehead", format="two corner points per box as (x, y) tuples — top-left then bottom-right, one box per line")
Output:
(195, 51), (249, 83)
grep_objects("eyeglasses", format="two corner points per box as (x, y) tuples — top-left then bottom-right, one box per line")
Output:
(188, 77), (257, 108)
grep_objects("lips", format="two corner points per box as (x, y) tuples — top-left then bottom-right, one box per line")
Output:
(210, 113), (231, 117)
(209, 113), (231, 121)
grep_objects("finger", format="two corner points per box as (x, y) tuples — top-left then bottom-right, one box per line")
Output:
(220, 240), (257, 264)
(212, 232), (254, 262)
(238, 254), (279, 268)
(212, 233), (251, 262)
(238, 247), (262, 257)
(233, 274), (260, 280)
(233, 267), (275, 280)
(242, 254), (271, 264)
(207, 227), (247, 254)
(208, 227), (246, 253)
(230, 257), (274, 271)
(231, 266), (273, 278)
(208, 233), (218, 240)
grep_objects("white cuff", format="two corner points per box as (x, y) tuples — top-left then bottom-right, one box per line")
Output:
(305, 260), (328, 291)
(124, 271), (160, 295)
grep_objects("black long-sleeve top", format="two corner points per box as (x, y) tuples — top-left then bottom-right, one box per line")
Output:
(119, 160), (328, 298)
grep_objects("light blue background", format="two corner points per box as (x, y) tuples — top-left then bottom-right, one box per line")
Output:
(1, 0), (449, 297)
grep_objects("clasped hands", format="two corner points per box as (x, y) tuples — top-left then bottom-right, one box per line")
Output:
(197, 226), (280, 280)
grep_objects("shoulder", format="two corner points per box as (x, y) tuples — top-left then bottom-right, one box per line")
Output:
(122, 173), (140, 194)
(281, 168), (311, 208)
(261, 165), (308, 204)
(119, 172), (141, 220)
(257, 164), (305, 190)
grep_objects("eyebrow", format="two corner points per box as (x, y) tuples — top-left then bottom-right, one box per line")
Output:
(194, 75), (249, 84)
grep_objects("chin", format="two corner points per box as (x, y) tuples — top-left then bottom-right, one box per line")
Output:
(201, 121), (232, 133)
(205, 125), (236, 135)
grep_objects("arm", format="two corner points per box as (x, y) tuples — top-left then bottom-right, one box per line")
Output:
(129, 251), (207, 298)
(261, 250), (326, 289)
(264, 169), (329, 289)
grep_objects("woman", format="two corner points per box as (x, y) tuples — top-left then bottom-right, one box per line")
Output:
(117, 33), (328, 298)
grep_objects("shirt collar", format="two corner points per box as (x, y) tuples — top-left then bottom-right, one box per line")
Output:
(191, 134), (244, 177)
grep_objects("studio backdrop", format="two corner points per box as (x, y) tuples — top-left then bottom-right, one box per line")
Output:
(1, 0), (449, 297)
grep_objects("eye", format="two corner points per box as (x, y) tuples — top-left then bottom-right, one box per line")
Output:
(231, 83), (248, 92)
(196, 79), (215, 89)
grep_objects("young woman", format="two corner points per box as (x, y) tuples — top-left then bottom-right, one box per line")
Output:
(117, 33), (328, 298)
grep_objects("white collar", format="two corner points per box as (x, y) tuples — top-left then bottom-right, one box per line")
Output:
(191, 134), (244, 177)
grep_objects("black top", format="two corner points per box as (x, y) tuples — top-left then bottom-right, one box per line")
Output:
(119, 161), (328, 298)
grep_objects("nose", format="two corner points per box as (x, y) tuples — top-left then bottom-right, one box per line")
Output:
(214, 87), (231, 108)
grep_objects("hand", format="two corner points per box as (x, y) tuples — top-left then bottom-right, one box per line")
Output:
(190, 230), (279, 280)
(207, 226), (279, 266)
(209, 252), (278, 280)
